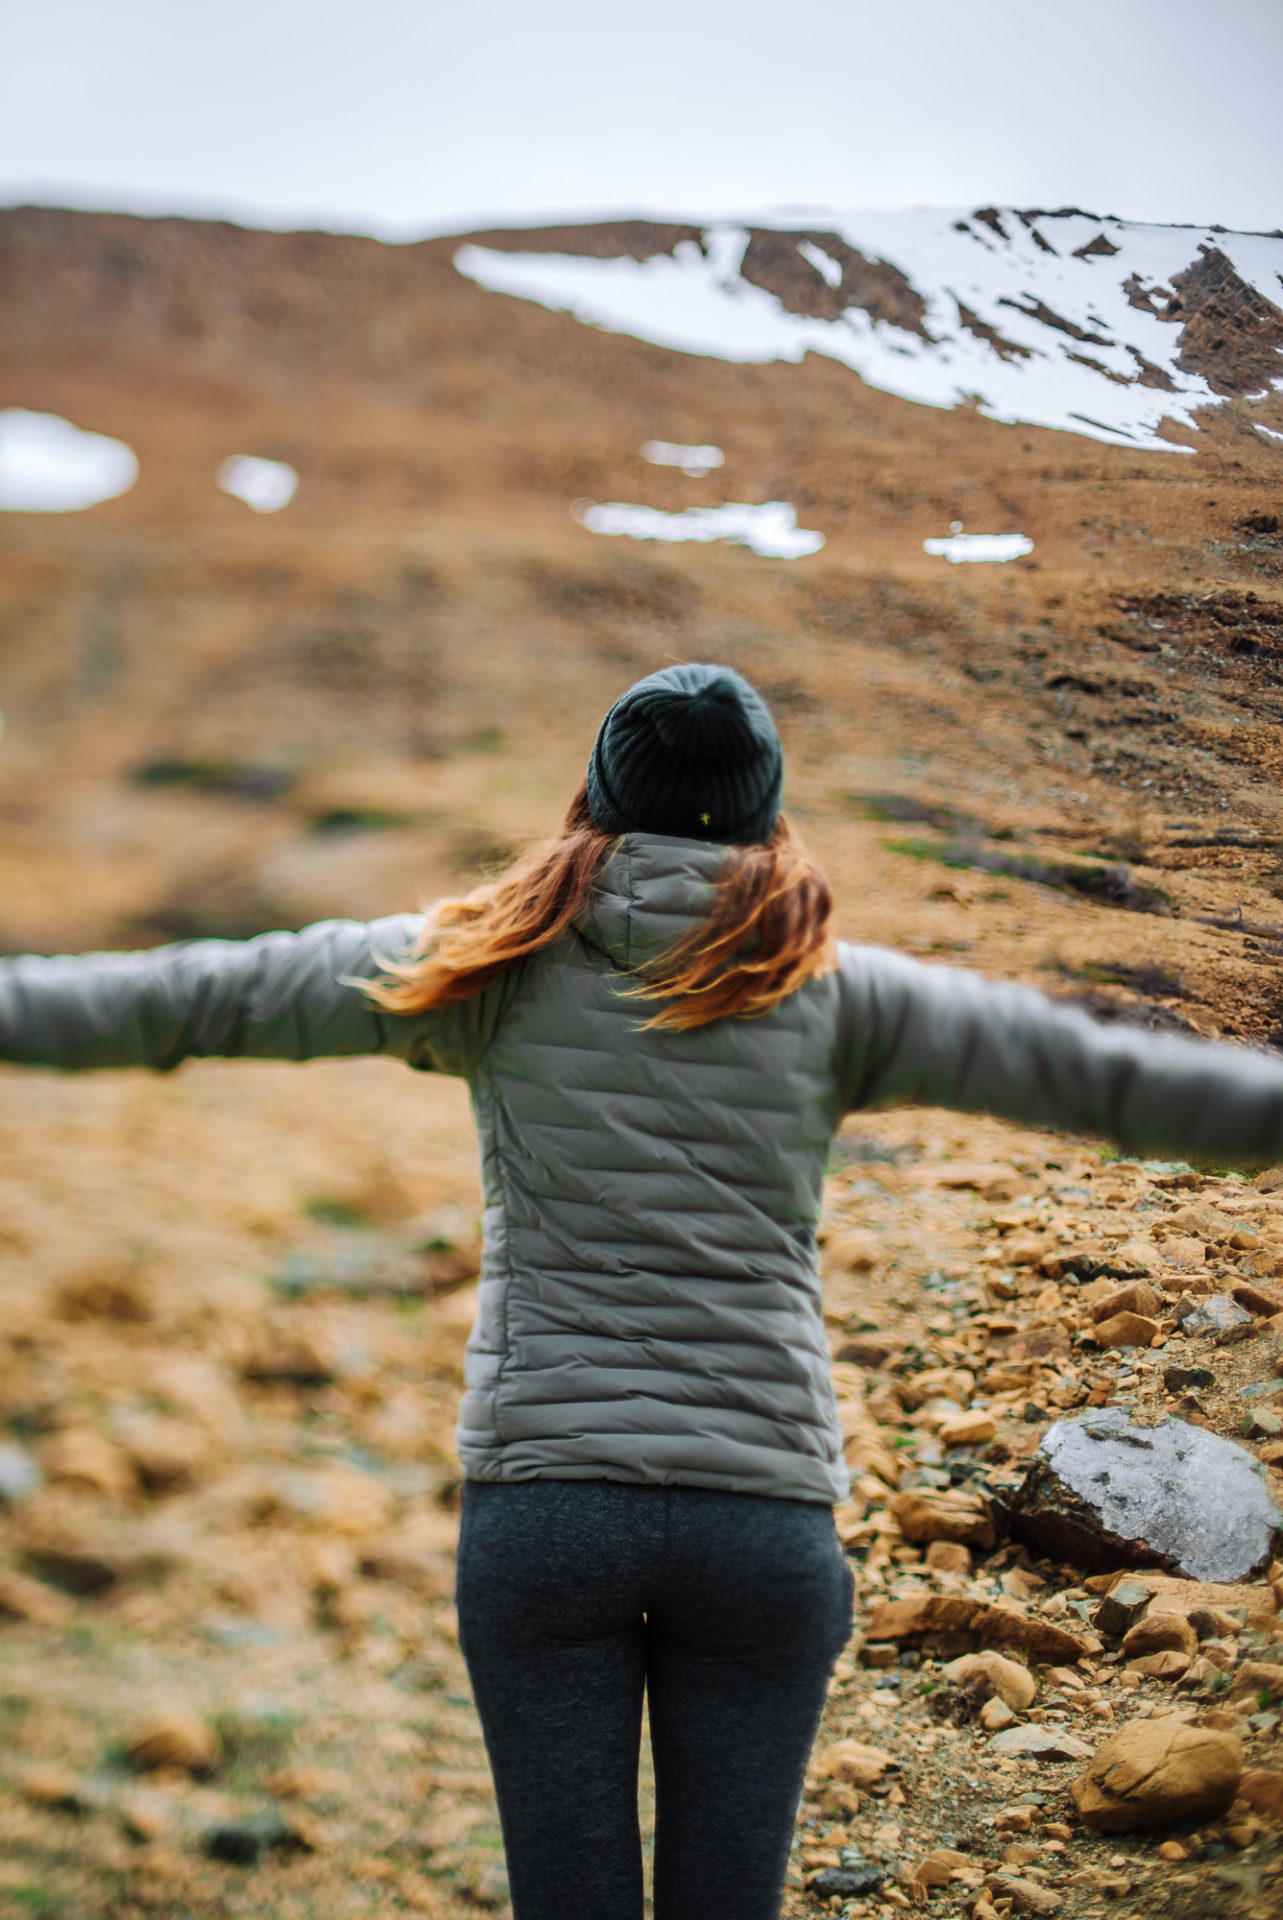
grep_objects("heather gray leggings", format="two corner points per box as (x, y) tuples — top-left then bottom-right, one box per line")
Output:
(455, 1478), (854, 1920)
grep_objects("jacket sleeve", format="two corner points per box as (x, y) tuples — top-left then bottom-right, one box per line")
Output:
(835, 942), (1283, 1166)
(0, 916), (503, 1078)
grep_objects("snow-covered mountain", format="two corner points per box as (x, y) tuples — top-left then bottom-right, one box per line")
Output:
(455, 207), (1283, 453)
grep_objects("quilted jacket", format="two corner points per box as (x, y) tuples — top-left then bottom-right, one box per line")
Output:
(5, 833), (1283, 1503)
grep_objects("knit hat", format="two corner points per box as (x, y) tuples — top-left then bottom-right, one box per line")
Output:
(586, 663), (783, 845)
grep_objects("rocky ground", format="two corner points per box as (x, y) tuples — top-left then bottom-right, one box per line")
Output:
(2, 204), (1283, 1919)
(3, 1092), (1283, 1919)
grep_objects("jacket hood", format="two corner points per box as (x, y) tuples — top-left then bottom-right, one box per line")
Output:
(578, 833), (725, 971)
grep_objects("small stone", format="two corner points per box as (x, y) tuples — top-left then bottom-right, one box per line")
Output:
(123, 1418), (212, 1492)
(889, 1486), (997, 1547)
(942, 1650), (1038, 1711)
(862, 1641), (899, 1668)
(812, 1739), (896, 1787)
(1234, 1281), (1283, 1317)
(127, 1712), (219, 1776)
(1091, 1283), (1162, 1323)
(19, 1763), (83, 1810)
(55, 1258), (153, 1322)
(1071, 1719), (1242, 1830)
(1244, 1409), (1283, 1440)
(1125, 1649), (1192, 1680)
(1093, 1578), (1156, 1638)
(1182, 1294), (1253, 1338)
(39, 1428), (136, 1499)
(1121, 1612), (1198, 1659)
(0, 1565), (75, 1628)
(994, 1806), (1035, 1832)
(910, 1848), (970, 1896)
(1230, 1659), (1283, 1705)
(835, 1336), (897, 1368)
(937, 1410), (997, 1448)
(262, 1765), (344, 1801)
(119, 1788), (174, 1841)
(1237, 1767), (1283, 1821)
(981, 1697), (1017, 1731)
(1010, 1410), (1283, 1582)
(1092, 1312), (1160, 1349)
(826, 1229), (881, 1272)
(1157, 1839), (1189, 1860)
(0, 1442), (41, 1504)
(988, 1724), (1093, 1760)
(1162, 1365), (1215, 1394)
(809, 1864), (884, 1898)
(925, 1540), (972, 1574)
(984, 1872), (1063, 1913)
(242, 1335), (333, 1385)
(204, 1808), (291, 1864)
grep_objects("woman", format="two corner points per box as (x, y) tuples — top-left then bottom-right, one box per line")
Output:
(3, 662), (1282, 1920)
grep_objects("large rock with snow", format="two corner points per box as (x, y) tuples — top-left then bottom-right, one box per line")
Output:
(1011, 1409), (1281, 1582)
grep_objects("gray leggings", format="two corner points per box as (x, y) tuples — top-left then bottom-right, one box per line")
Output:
(455, 1478), (854, 1920)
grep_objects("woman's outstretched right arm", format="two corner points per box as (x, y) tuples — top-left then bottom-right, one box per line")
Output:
(0, 915), (497, 1076)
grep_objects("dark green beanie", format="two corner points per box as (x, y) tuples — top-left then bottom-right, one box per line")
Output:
(586, 663), (783, 845)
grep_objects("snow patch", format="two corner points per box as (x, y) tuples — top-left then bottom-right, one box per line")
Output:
(798, 240), (843, 288)
(1254, 424), (1283, 445)
(456, 211), (1283, 454)
(641, 440), (724, 476)
(0, 409), (137, 512)
(217, 455), (298, 513)
(924, 532), (1034, 564)
(573, 499), (823, 559)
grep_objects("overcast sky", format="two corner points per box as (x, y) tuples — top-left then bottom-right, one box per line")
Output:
(2, 0), (1280, 239)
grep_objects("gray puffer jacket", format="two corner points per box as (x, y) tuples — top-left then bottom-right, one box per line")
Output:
(6, 833), (1283, 1504)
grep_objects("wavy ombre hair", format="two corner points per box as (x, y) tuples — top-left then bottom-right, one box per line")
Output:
(364, 782), (836, 1031)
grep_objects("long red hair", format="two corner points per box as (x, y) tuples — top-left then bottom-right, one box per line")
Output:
(364, 782), (835, 1030)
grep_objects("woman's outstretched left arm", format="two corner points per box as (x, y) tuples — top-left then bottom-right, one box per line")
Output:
(0, 916), (495, 1076)
(836, 942), (1283, 1167)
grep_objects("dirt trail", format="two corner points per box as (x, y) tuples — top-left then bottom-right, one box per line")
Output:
(2, 207), (1283, 1919)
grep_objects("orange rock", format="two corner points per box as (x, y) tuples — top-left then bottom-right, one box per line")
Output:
(1237, 1768), (1283, 1822)
(1230, 1660), (1283, 1705)
(1121, 1612), (1198, 1659)
(812, 1738), (895, 1788)
(55, 1258), (153, 1322)
(925, 1540), (972, 1575)
(1091, 1312), (1160, 1348)
(865, 1594), (1089, 1664)
(889, 1487), (996, 1548)
(937, 1410), (997, 1448)
(1090, 1282), (1162, 1323)
(19, 1763), (83, 1809)
(941, 1649), (1036, 1711)
(1125, 1650), (1192, 1680)
(0, 1566), (75, 1628)
(1072, 1720), (1241, 1831)
(1233, 1280), (1283, 1318)
(127, 1712), (219, 1776)
(826, 1229), (881, 1272)
(39, 1428), (136, 1499)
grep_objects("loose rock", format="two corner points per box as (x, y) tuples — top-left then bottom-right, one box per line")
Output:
(1181, 1294), (1253, 1338)
(1071, 1719), (1241, 1830)
(127, 1711), (219, 1776)
(865, 1594), (1089, 1664)
(941, 1650), (1037, 1711)
(0, 1565), (75, 1628)
(1010, 1409), (1282, 1581)
(989, 1725), (1093, 1761)
(1120, 1611), (1198, 1659)
(888, 1486), (997, 1548)
(1092, 1312), (1160, 1348)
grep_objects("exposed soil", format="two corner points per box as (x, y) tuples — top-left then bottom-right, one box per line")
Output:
(2, 207), (1283, 1920)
